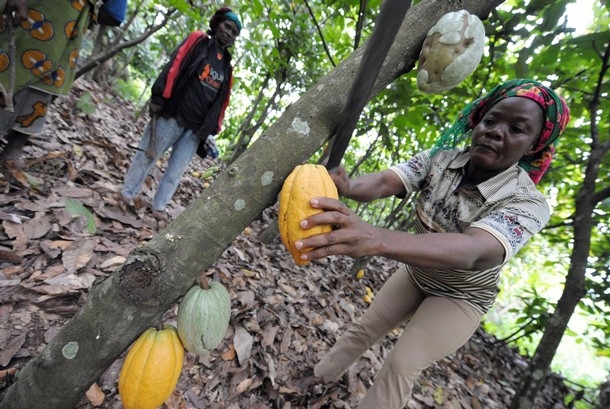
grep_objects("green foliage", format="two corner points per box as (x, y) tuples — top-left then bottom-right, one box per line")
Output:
(113, 78), (148, 103)
(64, 199), (97, 235)
(508, 288), (553, 348)
(75, 92), (96, 115)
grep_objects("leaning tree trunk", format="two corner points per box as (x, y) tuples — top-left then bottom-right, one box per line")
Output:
(598, 376), (610, 409)
(0, 1), (503, 408)
(508, 192), (593, 408)
(509, 46), (610, 408)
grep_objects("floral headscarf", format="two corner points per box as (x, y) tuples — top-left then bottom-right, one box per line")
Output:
(432, 79), (570, 184)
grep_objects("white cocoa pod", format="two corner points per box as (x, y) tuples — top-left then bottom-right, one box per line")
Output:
(417, 10), (486, 93)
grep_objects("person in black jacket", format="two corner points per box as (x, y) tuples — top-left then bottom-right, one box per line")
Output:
(121, 7), (241, 222)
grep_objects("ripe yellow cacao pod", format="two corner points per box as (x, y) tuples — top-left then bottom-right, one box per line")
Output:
(279, 164), (339, 265)
(118, 325), (184, 409)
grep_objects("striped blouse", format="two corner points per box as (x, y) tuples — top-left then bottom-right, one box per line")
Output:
(390, 148), (550, 314)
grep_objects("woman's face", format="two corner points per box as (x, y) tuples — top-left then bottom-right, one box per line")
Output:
(215, 20), (239, 49)
(469, 97), (544, 177)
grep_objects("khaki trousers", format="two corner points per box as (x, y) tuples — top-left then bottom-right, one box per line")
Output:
(314, 265), (483, 409)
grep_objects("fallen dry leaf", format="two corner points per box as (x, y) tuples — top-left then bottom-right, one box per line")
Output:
(233, 325), (253, 367)
(235, 377), (253, 394)
(61, 238), (98, 273)
(221, 344), (236, 361)
(2, 221), (28, 251)
(164, 388), (186, 409)
(85, 383), (105, 407)
(0, 333), (26, 367)
(23, 212), (52, 239)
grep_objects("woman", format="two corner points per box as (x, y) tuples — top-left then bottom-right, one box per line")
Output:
(0, 0), (115, 164)
(121, 7), (242, 222)
(294, 79), (570, 409)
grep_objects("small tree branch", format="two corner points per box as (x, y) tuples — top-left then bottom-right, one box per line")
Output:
(76, 9), (177, 80)
(303, 0), (336, 67)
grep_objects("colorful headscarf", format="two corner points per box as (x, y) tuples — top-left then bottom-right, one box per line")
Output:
(431, 79), (570, 184)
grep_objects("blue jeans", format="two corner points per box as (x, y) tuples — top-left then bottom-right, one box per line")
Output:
(122, 116), (199, 211)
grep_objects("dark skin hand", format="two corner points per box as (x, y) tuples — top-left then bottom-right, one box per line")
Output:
(295, 97), (545, 272)
(4, 0), (27, 25)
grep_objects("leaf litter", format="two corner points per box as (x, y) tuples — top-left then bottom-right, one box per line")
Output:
(0, 81), (576, 408)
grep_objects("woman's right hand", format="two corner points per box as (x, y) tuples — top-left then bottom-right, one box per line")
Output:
(329, 166), (351, 197)
(294, 196), (381, 263)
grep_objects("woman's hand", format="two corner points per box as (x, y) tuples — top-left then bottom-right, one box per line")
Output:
(329, 167), (350, 197)
(294, 197), (381, 263)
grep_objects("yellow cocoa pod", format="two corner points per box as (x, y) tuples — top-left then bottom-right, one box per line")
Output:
(279, 164), (339, 265)
(118, 325), (184, 409)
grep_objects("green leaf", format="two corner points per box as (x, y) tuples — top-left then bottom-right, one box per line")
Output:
(76, 92), (96, 115)
(64, 199), (97, 235)
(23, 171), (42, 190)
(433, 386), (444, 404)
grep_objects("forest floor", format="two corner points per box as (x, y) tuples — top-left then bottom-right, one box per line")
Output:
(0, 80), (582, 408)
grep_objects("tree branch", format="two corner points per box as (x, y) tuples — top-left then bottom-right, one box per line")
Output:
(303, 0), (336, 67)
(354, 0), (368, 49)
(592, 186), (610, 205)
(75, 9), (177, 80)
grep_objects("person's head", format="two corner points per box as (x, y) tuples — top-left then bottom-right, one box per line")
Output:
(468, 96), (544, 179)
(208, 7), (242, 49)
(433, 79), (570, 184)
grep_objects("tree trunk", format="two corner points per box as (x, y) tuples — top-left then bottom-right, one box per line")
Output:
(0, 1), (503, 408)
(509, 45), (610, 408)
(598, 376), (610, 409)
(508, 208), (591, 409)
(91, 26), (110, 82)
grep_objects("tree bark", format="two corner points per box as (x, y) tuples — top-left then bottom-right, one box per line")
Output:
(599, 376), (610, 409)
(0, 1), (503, 408)
(509, 42), (610, 409)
